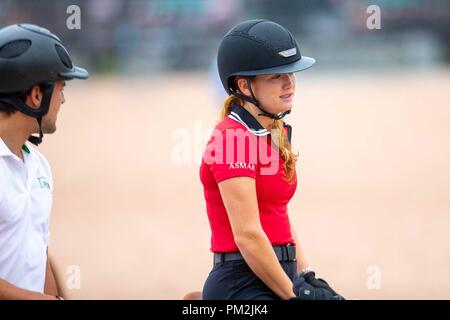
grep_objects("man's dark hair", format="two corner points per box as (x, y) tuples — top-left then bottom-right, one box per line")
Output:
(0, 101), (17, 116)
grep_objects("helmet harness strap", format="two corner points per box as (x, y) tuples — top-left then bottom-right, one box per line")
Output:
(230, 77), (291, 121)
(0, 82), (54, 145)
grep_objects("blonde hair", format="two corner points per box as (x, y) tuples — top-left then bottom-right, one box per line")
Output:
(220, 95), (298, 183)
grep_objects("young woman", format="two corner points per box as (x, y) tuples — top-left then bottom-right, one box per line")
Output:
(199, 19), (343, 300)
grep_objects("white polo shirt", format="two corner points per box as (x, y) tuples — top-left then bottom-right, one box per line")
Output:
(0, 137), (53, 293)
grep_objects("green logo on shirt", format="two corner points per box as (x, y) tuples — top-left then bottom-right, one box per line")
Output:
(37, 177), (50, 189)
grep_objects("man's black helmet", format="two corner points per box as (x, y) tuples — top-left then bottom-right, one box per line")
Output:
(217, 19), (315, 120)
(0, 23), (89, 145)
(0, 23), (88, 94)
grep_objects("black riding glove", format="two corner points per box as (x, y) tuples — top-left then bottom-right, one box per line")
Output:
(290, 275), (318, 300)
(302, 271), (345, 300)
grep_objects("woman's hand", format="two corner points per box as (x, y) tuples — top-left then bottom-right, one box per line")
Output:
(291, 271), (345, 300)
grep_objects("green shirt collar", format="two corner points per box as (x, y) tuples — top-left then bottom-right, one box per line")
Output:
(22, 144), (30, 154)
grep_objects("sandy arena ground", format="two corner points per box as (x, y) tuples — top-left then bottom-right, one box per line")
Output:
(40, 69), (450, 299)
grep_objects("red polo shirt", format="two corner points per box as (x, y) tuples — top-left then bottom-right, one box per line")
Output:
(200, 103), (297, 252)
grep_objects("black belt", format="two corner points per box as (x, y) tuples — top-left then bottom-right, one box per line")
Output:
(213, 244), (296, 266)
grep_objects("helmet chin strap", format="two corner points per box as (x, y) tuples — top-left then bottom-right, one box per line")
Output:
(27, 84), (53, 146)
(27, 117), (44, 146)
(230, 77), (291, 120)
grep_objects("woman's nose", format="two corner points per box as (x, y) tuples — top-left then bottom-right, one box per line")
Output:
(282, 73), (295, 88)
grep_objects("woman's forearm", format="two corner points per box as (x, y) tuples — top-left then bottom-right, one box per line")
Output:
(291, 224), (309, 272)
(236, 231), (296, 300)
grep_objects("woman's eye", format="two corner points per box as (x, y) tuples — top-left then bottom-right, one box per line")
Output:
(272, 74), (281, 79)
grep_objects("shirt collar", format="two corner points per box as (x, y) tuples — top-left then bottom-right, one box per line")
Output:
(0, 137), (31, 158)
(0, 138), (12, 157)
(228, 103), (270, 136)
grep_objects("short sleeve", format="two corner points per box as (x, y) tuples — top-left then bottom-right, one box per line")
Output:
(205, 127), (259, 183)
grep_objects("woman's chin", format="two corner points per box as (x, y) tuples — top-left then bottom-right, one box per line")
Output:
(278, 104), (293, 114)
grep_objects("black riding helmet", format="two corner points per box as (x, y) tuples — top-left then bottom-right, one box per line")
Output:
(0, 23), (89, 145)
(217, 19), (315, 120)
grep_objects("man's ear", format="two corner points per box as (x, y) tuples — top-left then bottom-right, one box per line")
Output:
(25, 85), (43, 109)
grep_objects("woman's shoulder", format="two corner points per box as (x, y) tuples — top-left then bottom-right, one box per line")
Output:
(208, 117), (258, 147)
(215, 115), (246, 133)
